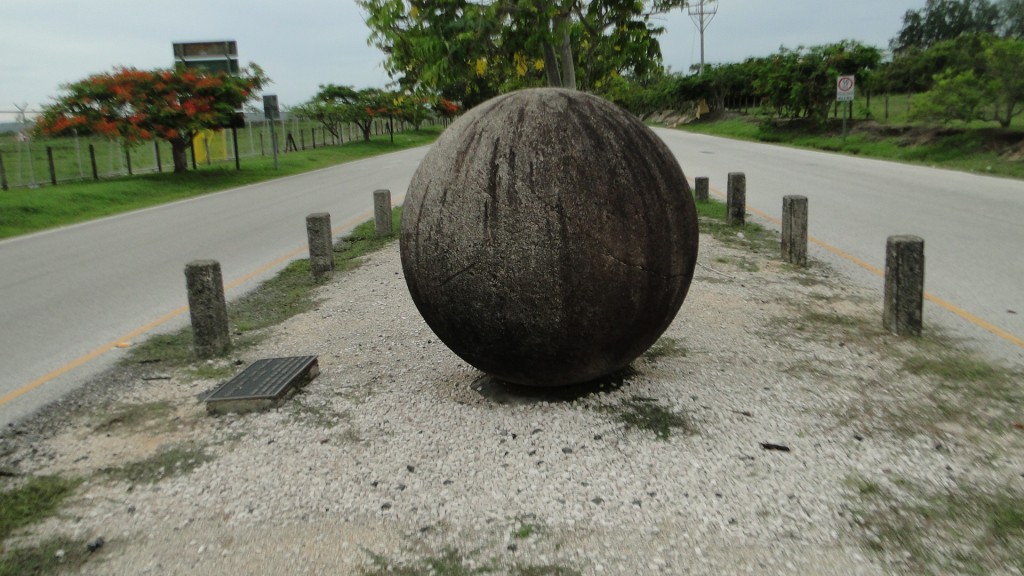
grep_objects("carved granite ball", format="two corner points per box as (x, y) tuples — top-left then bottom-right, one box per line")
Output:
(400, 88), (699, 387)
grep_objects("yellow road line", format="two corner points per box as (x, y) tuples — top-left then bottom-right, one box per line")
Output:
(706, 184), (1024, 349)
(2, 208), (382, 408)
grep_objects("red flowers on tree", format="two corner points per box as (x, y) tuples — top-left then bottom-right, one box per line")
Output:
(36, 64), (268, 173)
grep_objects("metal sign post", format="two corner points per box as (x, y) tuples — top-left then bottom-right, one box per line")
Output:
(837, 75), (855, 140)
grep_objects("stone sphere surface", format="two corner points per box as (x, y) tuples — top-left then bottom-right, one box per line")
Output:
(400, 88), (699, 386)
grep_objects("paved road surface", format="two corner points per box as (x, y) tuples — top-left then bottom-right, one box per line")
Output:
(3, 131), (1022, 429)
(0, 147), (429, 428)
(653, 128), (1024, 367)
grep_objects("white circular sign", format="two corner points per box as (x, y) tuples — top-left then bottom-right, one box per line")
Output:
(838, 76), (854, 92)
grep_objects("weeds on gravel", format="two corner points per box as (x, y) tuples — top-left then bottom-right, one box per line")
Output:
(849, 475), (1024, 574)
(0, 536), (92, 576)
(361, 548), (581, 576)
(123, 207), (403, 372)
(100, 443), (212, 484)
(604, 396), (692, 441)
(642, 336), (687, 362)
(0, 476), (80, 543)
(694, 199), (779, 254)
(93, 400), (173, 432)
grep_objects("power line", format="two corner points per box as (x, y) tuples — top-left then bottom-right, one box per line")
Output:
(688, 0), (718, 75)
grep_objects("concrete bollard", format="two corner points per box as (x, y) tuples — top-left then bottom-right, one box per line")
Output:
(306, 212), (334, 282)
(374, 189), (393, 238)
(185, 260), (232, 358)
(781, 195), (808, 266)
(727, 172), (746, 226)
(883, 235), (925, 337)
(694, 177), (709, 202)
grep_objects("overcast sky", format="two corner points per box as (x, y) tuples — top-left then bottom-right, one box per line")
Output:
(1, 0), (923, 121)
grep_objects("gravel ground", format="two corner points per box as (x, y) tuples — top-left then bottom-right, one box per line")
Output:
(2, 227), (1022, 575)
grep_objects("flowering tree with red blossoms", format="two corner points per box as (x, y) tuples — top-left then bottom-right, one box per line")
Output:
(36, 64), (268, 173)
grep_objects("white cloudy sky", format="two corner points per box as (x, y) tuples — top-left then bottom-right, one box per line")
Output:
(1, 0), (923, 120)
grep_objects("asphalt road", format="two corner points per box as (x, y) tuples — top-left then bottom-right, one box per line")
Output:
(3, 130), (1022, 428)
(0, 147), (429, 428)
(653, 127), (1024, 368)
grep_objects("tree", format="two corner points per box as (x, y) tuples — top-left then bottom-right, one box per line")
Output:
(890, 0), (999, 54)
(753, 41), (883, 122)
(36, 65), (267, 173)
(358, 0), (686, 105)
(293, 85), (401, 142)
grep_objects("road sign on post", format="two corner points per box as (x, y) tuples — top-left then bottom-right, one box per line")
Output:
(837, 75), (855, 102)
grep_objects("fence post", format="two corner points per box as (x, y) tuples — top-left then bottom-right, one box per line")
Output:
(306, 212), (335, 282)
(232, 126), (240, 171)
(47, 147), (57, 185)
(311, 127), (316, 149)
(185, 259), (232, 358)
(781, 195), (808, 266)
(694, 177), (709, 202)
(727, 172), (746, 226)
(89, 144), (98, 180)
(374, 189), (393, 237)
(883, 235), (925, 337)
(0, 150), (7, 190)
(259, 133), (265, 156)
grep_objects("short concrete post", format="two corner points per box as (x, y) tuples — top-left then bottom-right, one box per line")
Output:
(781, 195), (808, 266)
(727, 172), (746, 226)
(694, 177), (709, 202)
(185, 260), (231, 358)
(883, 235), (925, 337)
(306, 212), (334, 282)
(374, 189), (393, 237)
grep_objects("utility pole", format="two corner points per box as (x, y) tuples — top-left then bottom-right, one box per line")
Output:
(689, 0), (718, 75)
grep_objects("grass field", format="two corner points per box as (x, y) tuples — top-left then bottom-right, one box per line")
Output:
(678, 98), (1024, 180)
(0, 125), (442, 239)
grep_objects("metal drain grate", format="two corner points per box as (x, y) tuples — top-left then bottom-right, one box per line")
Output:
(205, 355), (319, 414)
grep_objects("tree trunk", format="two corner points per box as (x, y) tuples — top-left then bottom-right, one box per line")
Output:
(361, 121), (372, 142)
(542, 42), (561, 88)
(558, 21), (576, 90)
(171, 137), (190, 173)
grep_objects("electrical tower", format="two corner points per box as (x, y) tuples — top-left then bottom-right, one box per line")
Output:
(689, 0), (718, 75)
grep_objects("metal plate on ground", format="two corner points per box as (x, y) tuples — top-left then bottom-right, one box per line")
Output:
(205, 355), (319, 414)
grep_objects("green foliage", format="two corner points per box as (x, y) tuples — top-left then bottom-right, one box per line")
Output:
(0, 476), (80, 543)
(358, 0), (683, 107)
(911, 69), (990, 124)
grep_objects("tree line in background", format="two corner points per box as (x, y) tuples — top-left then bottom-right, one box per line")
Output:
(31, 0), (1024, 180)
(360, 0), (1024, 128)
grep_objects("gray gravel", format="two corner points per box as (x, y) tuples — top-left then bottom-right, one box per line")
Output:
(2, 228), (1021, 575)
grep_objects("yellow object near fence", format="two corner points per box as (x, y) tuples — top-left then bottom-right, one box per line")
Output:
(192, 130), (228, 164)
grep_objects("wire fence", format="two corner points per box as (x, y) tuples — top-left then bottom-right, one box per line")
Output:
(0, 115), (433, 190)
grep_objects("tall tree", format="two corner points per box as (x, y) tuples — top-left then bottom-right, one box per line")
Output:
(293, 84), (406, 142)
(36, 65), (267, 173)
(358, 0), (686, 104)
(890, 0), (999, 53)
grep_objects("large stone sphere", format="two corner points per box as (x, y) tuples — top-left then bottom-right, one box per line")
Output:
(400, 88), (698, 387)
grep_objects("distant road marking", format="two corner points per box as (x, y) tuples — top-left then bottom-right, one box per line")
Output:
(705, 185), (1024, 349)
(1, 207), (384, 408)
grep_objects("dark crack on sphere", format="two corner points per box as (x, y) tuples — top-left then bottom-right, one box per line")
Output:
(400, 88), (699, 387)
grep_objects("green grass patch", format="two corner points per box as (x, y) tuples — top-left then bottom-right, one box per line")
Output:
(851, 476), (1024, 574)
(100, 443), (212, 485)
(677, 113), (1024, 180)
(0, 476), (81, 543)
(0, 127), (438, 239)
(693, 198), (779, 254)
(0, 536), (92, 576)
